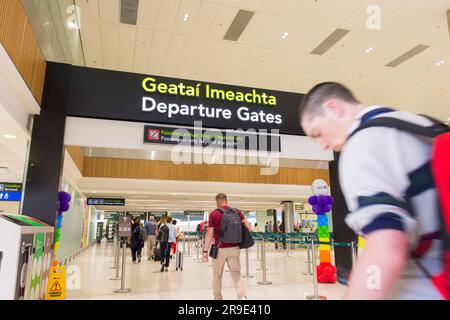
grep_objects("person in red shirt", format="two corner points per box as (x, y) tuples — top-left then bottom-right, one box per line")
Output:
(202, 193), (251, 300)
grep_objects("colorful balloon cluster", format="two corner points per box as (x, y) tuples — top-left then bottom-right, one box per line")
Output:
(308, 195), (336, 283)
(52, 191), (71, 267)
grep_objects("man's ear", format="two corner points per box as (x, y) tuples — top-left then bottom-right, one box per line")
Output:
(324, 99), (344, 117)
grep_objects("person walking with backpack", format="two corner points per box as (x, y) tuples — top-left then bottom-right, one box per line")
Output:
(145, 216), (158, 260)
(300, 82), (449, 300)
(202, 193), (251, 300)
(130, 218), (144, 263)
(158, 216), (177, 272)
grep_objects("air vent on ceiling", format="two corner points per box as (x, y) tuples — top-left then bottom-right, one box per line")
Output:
(385, 45), (430, 68)
(120, 0), (140, 25)
(223, 10), (255, 41)
(311, 28), (350, 55)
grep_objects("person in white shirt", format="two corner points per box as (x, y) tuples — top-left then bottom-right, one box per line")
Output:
(300, 82), (445, 300)
(159, 216), (177, 272)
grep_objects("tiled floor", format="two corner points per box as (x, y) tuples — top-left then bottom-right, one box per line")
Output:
(67, 241), (347, 300)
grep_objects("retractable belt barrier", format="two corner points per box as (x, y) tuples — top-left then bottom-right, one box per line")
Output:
(251, 232), (355, 300)
(184, 231), (355, 300)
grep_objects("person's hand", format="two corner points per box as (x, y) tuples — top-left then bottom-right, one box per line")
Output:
(202, 252), (209, 263)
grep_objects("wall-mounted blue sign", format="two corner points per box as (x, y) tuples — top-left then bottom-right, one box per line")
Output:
(0, 191), (22, 202)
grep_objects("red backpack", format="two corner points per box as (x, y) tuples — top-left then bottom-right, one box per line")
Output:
(353, 115), (450, 300)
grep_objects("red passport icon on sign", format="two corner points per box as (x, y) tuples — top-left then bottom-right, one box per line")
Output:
(148, 129), (160, 141)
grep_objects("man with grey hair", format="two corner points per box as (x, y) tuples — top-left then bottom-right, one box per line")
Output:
(300, 82), (447, 300)
(145, 216), (158, 260)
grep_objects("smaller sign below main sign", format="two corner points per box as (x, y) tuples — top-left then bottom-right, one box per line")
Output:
(0, 183), (22, 192)
(184, 211), (204, 216)
(87, 198), (125, 206)
(144, 125), (280, 152)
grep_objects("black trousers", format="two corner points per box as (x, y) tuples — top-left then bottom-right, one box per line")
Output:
(131, 247), (142, 262)
(160, 242), (173, 267)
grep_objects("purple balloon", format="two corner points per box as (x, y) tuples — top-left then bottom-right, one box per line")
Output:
(323, 205), (331, 213)
(308, 196), (318, 206)
(318, 195), (328, 206)
(312, 204), (320, 213)
(59, 202), (70, 212)
(327, 196), (334, 205)
(59, 191), (71, 204)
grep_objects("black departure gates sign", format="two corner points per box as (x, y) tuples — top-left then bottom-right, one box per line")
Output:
(87, 198), (125, 206)
(143, 125), (281, 152)
(67, 66), (306, 136)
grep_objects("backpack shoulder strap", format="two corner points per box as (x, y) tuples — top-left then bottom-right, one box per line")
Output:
(350, 116), (449, 140)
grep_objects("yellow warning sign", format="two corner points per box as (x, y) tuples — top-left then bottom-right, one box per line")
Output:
(45, 266), (66, 300)
(50, 281), (62, 292)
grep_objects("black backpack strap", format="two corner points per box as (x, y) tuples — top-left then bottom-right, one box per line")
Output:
(350, 116), (449, 140)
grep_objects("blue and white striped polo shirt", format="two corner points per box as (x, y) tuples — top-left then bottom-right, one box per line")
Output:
(340, 106), (443, 300)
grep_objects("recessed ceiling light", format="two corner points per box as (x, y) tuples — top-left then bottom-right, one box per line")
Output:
(437, 60), (445, 66)
(282, 32), (289, 39)
(3, 134), (17, 139)
(183, 14), (189, 22)
(365, 47), (374, 53)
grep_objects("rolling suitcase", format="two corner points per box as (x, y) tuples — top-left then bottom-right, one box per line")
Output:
(153, 245), (161, 262)
(175, 250), (183, 271)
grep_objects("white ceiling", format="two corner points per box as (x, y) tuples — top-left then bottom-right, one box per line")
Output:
(68, 0), (450, 121)
(79, 177), (313, 211)
(62, 147), (315, 212)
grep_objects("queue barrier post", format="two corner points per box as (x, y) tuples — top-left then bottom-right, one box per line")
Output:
(306, 238), (326, 300)
(256, 240), (261, 261)
(286, 234), (292, 257)
(257, 237), (272, 285)
(242, 248), (254, 279)
(256, 237), (268, 271)
(303, 239), (313, 276)
(110, 236), (119, 269)
(195, 233), (201, 261)
(187, 232), (191, 257)
(110, 237), (121, 280)
(113, 238), (132, 294)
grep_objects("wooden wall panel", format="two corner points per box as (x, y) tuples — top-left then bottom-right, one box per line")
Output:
(83, 157), (330, 186)
(0, 0), (46, 104)
(66, 146), (85, 174)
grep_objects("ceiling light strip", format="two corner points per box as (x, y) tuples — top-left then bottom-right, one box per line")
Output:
(385, 45), (430, 68)
(447, 9), (450, 39)
(223, 10), (255, 41)
(120, 0), (140, 25)
(310, 28), (350, 56)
